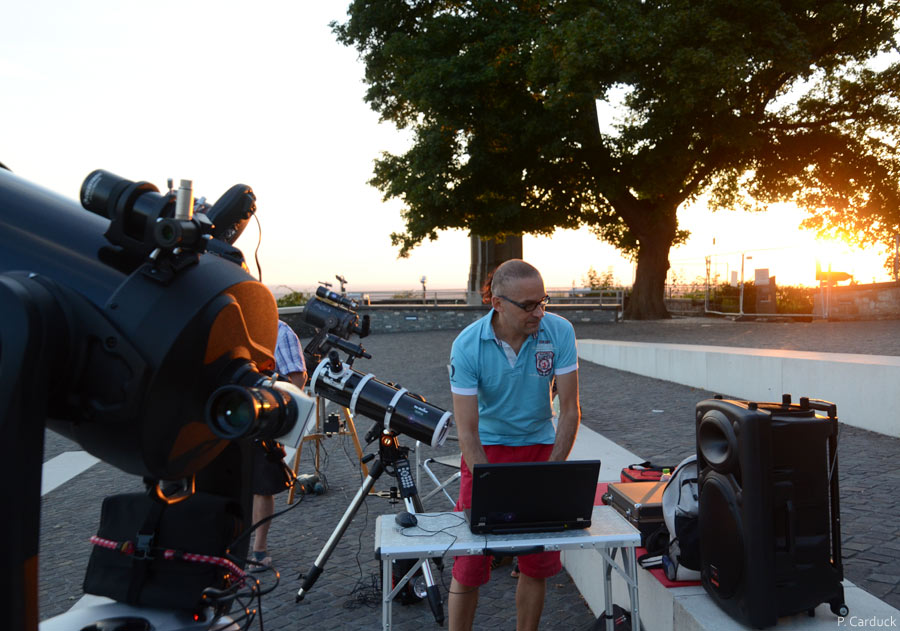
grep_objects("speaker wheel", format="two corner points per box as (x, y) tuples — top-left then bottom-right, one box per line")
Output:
(831, 602), (850, 617)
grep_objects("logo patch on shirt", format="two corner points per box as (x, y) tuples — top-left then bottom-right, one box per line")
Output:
(535, 350), (554, 376)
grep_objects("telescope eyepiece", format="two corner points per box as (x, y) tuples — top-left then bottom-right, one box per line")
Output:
(206, 384), (296, 441)
(81, 169), (161, 220)
(327, 350), (343, 374)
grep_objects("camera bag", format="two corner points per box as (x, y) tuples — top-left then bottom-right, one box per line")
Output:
(83, 490), (244, 612)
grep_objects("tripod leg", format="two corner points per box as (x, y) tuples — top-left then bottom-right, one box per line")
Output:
(404, 497), (444, 625)
(287, 442), (303, 505)
(296, 459), (384, 602)
(341, 407), (369, 478)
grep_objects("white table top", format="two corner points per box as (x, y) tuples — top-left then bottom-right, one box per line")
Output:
(375, 505), (640, 561)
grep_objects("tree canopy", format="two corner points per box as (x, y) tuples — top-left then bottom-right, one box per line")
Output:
(334, 0), (900, 318)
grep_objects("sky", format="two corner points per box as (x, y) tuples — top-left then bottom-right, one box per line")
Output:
(2, 1), (894, 293)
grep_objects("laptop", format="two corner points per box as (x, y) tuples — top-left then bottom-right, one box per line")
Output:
(465, 459), (602, 534)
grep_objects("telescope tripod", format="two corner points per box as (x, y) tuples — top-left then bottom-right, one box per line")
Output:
(286, 395), (368, 504)
(295, 430), (445, 625)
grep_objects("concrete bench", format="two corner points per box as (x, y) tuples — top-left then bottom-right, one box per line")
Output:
(577, 340), (900, 437)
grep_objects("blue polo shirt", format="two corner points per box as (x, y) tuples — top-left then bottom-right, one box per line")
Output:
(449, 310), (578, 446)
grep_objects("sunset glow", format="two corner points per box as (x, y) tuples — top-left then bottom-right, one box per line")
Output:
(1, 2), (895, 295)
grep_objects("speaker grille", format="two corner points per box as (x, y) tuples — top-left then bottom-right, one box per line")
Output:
(699, 472), (744, 600)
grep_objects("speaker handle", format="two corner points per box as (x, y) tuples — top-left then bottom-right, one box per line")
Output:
(827, 421), (845, 579)
(799, 397), (837, 419)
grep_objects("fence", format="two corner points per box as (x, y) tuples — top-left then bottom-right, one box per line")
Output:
(663, 245), (888, 317)
(277, 286), (624, 309)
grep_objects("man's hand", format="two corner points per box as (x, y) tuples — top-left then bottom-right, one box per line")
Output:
(289, 371), (308, 391)
(453, 393), (488, 468)
(549, 370), (580, 462)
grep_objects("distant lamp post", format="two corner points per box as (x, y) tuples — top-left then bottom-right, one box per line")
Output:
(739, 254), (752, 315)
(420, 275), (427, 304)
(894, 234), (899, 282)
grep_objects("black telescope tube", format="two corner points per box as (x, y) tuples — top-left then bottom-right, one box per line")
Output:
(0, 168), (124, 306)
(316, 285), (358, 310)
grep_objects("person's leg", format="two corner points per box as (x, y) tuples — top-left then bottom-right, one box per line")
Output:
(251, 494), (274, 555)
(515, 573), (546, 631)
(449, 453), (484, 630)
(513, 534), (559, 631)
(448, 579), (479, 631)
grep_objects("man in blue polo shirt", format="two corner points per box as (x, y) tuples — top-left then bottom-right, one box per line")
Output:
(447, 259), (581, 631)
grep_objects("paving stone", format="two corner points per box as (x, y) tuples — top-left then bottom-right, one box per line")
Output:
(843, 542), (873, 553)
(36, 317), (900, 628)
(868, 574), (900, 585)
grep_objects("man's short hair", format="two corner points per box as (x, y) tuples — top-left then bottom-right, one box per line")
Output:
(490, 259), (542, 297)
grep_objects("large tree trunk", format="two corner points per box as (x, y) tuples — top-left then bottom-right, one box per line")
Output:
(623, 205), (678, 320)
(466, 235), (523, 305)
(627, 233), (673, 319)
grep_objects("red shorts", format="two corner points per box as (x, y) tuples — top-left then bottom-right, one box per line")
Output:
(452, 443), (561, 587)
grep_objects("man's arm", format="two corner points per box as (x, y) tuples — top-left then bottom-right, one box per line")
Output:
(548, 370), (580, 462)
(452, 393), (488, 468)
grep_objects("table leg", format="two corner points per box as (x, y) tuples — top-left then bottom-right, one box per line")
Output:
(603, 548), (614, 631)
(382, 557), (392, 630)
(625, 546), (640, 631)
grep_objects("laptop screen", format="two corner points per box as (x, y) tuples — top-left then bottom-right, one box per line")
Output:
(466, 459), (602, 534)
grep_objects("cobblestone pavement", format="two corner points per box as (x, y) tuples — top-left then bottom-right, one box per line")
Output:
(38, 316), (900, 630)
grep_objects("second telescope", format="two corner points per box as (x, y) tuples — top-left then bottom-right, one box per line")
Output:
(309, 352), (452, 448)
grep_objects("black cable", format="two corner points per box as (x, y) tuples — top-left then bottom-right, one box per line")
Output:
(347, 482), (371, 591)
(211, 484), (310, 620)
(230, 486), (306, 552)
(342, 572), (382, 609)
(394, 512), (471, 597)
(252, 213), (263, 281)
(254, 585), (265, 631)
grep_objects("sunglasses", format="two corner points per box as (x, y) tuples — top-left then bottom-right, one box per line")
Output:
(497, 294), (550, 313)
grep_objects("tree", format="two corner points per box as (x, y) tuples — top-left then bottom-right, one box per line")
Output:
(583, 266), (614, 291)
(276, 290), (308, 307)
(334, 0), (900, 319)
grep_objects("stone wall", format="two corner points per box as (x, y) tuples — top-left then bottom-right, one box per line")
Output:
(279, 304), (619, 336)
(664, 297), (706, 316)
(813, 281), (900, 319)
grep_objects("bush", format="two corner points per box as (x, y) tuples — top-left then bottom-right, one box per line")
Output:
(276, 291), (308, 307)
(709, 283), (815, 314)
(776, 285), (814, 314)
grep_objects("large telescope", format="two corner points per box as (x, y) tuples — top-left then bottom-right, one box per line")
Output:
(0, 166), (308, 630)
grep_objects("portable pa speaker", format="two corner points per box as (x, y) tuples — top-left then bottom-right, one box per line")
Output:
(695, 395), (849, 628)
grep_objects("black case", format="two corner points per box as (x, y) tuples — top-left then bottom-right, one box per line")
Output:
(603, 480), (667, 546)
(83, 491), (244, 612)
